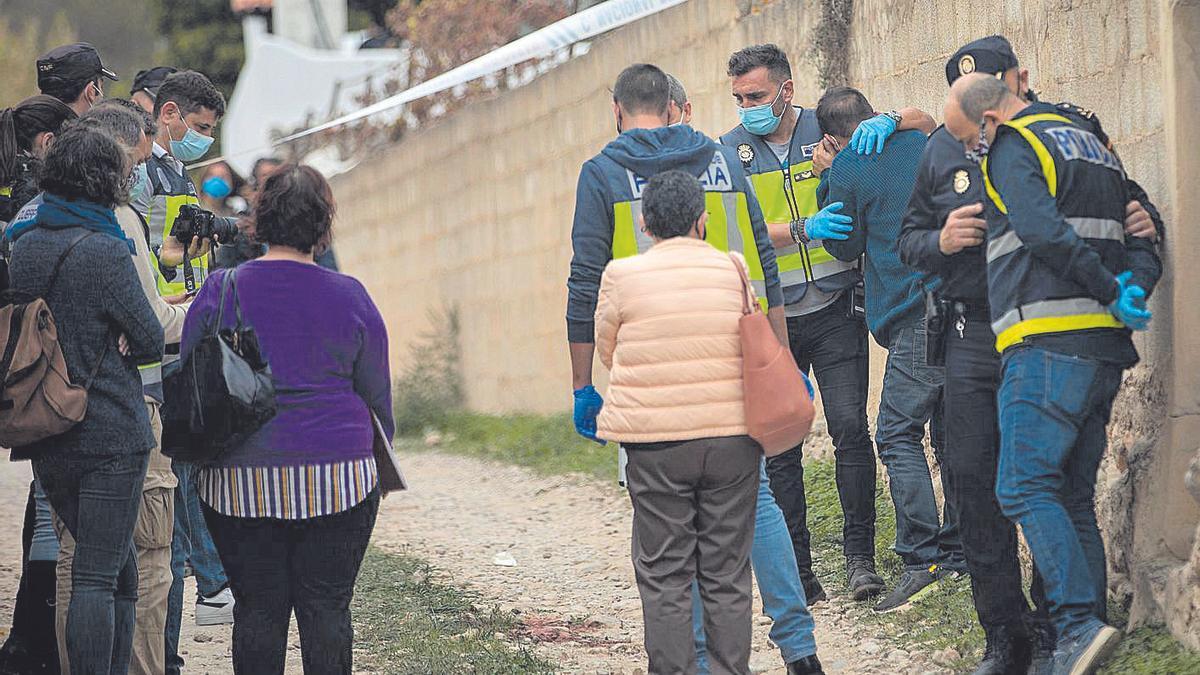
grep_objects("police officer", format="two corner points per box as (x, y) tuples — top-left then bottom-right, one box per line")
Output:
(566, 64), (824, 675)
(132, 70), (227, 300)
(899, 36), (1163, 675)
(720, 43), (935, 603)
(131, 66), (179, 115)
(36, 42), (118, 116)
(943, 72), (1161, 675)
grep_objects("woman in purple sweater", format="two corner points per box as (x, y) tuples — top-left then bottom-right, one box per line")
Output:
(180, 164), (393, 675)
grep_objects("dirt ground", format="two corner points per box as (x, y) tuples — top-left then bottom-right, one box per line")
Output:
(0, 446), (950, 674)
(370, 452), (953, 675)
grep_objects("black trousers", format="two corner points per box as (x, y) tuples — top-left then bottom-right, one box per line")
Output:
(203, 490), (379, 675)
(939, 309), (1049, 631)
(769, 294), (876, 571)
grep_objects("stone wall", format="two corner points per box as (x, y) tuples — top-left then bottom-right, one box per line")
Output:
(329, 0), (1197, 645)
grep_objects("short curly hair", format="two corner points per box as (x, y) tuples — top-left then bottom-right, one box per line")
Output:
(39, 121), (125, 206)
(642, 170), (705, 240)
(253, 164), (335, 254)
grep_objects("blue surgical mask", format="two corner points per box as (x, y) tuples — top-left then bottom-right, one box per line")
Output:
(202, 175), (232, 200)
(737, 84), (786, 136)
(169, 112), (215, 162)
(129, 163), (151, 204)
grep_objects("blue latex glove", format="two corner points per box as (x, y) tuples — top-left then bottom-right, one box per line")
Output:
(849, 114), (899, 155)
(573, 385), (606, 445)
(804, 202), (854, 241)
(800, 371), (815, 400)
(1109, 271), (1152, 331)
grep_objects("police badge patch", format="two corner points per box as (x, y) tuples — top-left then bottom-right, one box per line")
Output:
(953, 169), (970, 194)
(958, 54), (976, 76)
(737, 143), (754, 164)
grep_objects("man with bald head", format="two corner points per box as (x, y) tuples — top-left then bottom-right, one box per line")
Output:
(900, 36), (1164, 675)
(943, 72), (1160, 675)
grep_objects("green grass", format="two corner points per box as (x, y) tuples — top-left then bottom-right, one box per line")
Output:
(401, 411), (616, 481)
(803, 457), (986, 668)
(1100, 625), (1200, 674)
(352, 546), (555, 674)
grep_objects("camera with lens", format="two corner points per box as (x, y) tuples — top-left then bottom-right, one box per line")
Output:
(173, 204), (238, 246)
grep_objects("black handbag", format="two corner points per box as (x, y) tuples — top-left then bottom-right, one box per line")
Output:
(162, 269), (276, 464)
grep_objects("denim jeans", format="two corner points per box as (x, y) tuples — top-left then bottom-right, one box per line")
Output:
(876, 324), (964, 571)
(995, 346), (1120, 642)
(940, 312), (1050, 631)
(35, 451), (149, 675)
(692, 460), (817, 672)
(166, 462), (228, 675)
(203, 491), (380, 674)
(31, 480), (59, 562)
(772, 296), (876, 567)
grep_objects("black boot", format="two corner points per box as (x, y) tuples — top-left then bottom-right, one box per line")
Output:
(1025, 618), (1056, 675)
(786, 654), (824, 674)
(799, 570), (827, 605)
(24, 561), (60, 675)
(971, 623), (1030, 675)
(845, 555), (885, 601)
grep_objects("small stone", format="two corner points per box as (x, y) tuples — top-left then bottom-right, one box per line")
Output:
(755, 614), (772, 626)
(861, 639), (884, 655)
(587, 614), (623, 628)
(932, 647), (960, 667)
(888, 649), (910, 662)
(492, 551), (517, 567)
(424, 430), (443, 446)
(193, 633), (213, 643)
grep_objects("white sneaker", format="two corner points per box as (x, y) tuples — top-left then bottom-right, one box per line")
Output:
(195, 587), (235, 626)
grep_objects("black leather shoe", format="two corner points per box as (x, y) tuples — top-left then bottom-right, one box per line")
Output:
(786, 655), (824, 675)
(971, 623), (1030, 675)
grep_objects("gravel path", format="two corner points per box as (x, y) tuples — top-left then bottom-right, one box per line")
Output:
(371, 450), (955, 675)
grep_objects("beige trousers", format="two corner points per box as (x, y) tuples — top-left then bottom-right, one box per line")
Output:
(54, 403), (175, 675)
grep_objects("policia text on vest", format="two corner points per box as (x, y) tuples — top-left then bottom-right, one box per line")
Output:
(980, 105), (1161, 357)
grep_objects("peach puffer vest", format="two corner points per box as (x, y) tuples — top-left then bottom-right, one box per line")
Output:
(595, 237), (748, 443)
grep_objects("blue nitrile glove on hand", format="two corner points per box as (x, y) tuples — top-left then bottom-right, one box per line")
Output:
(1109, 271), (1152, 330)
(801, 371), (815, 400)
(573, 385), (606, 445)
(804, 202), (854, 241)
(850, 113), (899, 155)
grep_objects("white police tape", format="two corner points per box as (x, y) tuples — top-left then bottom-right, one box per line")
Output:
(190, 0), (689, 170)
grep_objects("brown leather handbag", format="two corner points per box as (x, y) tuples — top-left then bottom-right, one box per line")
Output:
(729, 254), (815, 456)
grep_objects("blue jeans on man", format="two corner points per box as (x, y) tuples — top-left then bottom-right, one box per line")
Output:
(691, 460), (817, 672)
(995, 346), (1120, 643)
(166, 461), (229, 674)
(877, 324), (964, 571)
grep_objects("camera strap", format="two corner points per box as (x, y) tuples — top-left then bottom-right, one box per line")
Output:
(182, 250), (197, 294)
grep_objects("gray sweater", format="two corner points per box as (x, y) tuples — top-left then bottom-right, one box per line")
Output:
(9, 225), (164, 460)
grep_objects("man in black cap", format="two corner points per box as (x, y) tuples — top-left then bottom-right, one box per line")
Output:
(131, 66), (178, 115)
(36, 42), (119, 117)
(897, 35), (1162, 675)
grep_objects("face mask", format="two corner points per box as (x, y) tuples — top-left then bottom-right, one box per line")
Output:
(168, 110), (215, 162)
(128, 163), (151, 204)
(203, 176), (233, 200)
(965, 123), (990, 164)
(737, 84), (786, 136)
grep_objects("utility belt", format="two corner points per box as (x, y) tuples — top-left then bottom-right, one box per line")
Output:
(924, 292), (990, 366)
